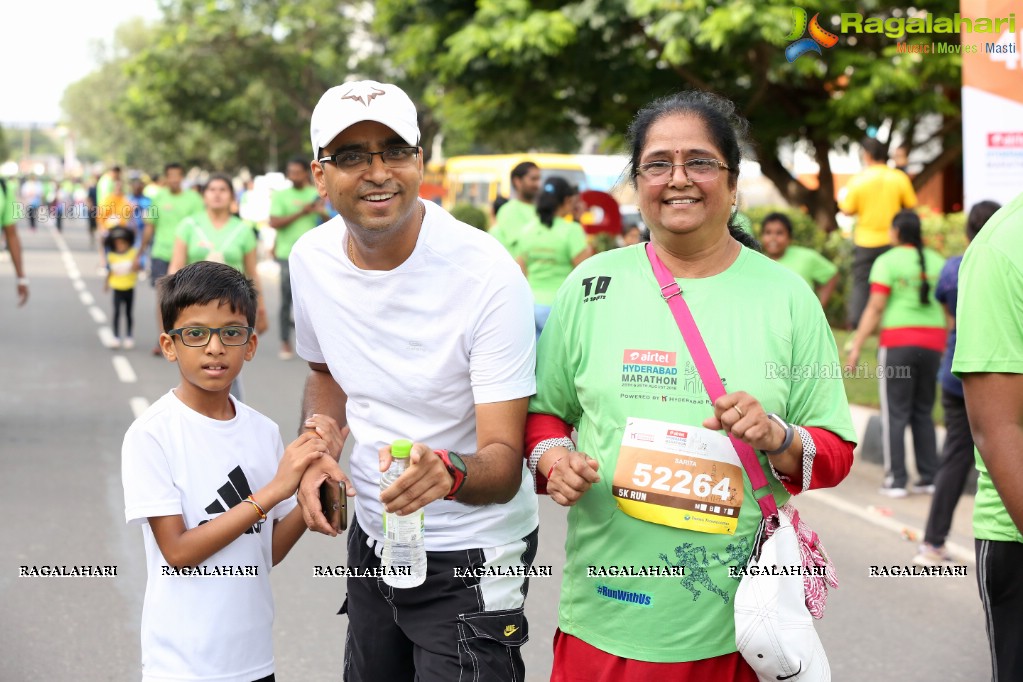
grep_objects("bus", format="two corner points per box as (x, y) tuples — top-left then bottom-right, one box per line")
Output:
(439, 154), (588, 211)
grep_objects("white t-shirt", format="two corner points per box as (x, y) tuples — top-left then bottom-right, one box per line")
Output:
(289, 200), (539, 551)
(122, 391), (297, 682)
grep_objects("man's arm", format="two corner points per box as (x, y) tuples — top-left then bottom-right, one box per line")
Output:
(379, 397), (529, 516)
(962, 373), (1023, 534)
(269, 199), (319, 230)
(296, 362), (353, 535)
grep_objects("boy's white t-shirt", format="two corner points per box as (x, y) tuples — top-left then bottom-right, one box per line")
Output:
(289, 200), (539, 551)
(122, 390), (297, 682)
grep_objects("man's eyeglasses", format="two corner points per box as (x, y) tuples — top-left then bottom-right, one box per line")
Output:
(318, 146), (420, 172)
(636, 158), (731, 185)
(167, 326), (254, 347)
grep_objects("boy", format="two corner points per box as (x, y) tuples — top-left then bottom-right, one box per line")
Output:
(121, 261), (339, 682)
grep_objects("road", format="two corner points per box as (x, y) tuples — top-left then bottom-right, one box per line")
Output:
(0, 217), (990, 681)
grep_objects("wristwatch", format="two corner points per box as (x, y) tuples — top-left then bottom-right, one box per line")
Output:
(434, 450), (468, 500)
(763, 413), (795, 456)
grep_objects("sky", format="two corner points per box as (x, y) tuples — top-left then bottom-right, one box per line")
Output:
(1, 0), (162, 125)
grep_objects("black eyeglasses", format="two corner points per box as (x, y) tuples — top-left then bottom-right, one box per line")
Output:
(636, 158), (730, 185)
(318, 146), (420, 172)
(167, 326), (254, 347)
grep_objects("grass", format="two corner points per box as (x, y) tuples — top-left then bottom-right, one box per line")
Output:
(831, 329), (944, 426)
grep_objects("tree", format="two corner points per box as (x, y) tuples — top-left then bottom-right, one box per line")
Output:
(0, 124), (10, 164)
(373, 0), (962, 229)
(64, 0), (372, 173)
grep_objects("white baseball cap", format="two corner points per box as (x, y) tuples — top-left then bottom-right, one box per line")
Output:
(309, 80), (420, 158)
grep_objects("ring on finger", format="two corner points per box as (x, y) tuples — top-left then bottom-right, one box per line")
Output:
(732, 404), (744, 419)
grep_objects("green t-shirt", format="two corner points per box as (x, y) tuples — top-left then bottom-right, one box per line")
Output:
(515, 217), (589, 306)
(96, 174), (115, 208)
(151, 189), (205, 261)
(176, 214), (257, 273)
(952, 192), (1023, 544)
(776, 245), (837, 290)
(269, 186), (321, 259)
(868, 245), (945, 330)
(490, 199), (537, 254)
(0, 182), (15, 227)
(530, 244), (855, 662)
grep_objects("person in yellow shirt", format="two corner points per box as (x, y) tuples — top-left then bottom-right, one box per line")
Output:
(104, 227), (140, 349)
(839, 138), (917, 328)
(97, 180), (135, 266)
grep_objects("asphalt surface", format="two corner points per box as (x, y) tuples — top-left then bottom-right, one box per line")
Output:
(0, 217), (991, 681)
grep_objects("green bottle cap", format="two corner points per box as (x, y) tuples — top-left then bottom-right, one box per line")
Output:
(391, 439), (413, 459)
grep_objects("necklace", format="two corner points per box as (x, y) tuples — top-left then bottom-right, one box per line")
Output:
(347, 201), (425, 269)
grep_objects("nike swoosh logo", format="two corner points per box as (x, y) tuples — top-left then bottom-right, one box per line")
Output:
(503, 625), (519, 637)
(777, 661), (802, 680)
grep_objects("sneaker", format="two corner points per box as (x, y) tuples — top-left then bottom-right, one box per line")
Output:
(123, 337), (135, 350)
(878, 485), (908, 499)
(910, 482), (936, 494)
(278, 350), (294, 360)
(912, 543), (952, 566)
(110, 338), (122, 350)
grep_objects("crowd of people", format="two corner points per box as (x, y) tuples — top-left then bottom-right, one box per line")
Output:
(1, 78), (1019, 682)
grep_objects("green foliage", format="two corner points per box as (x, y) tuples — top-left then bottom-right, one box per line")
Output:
(374, 0), (962, 227)
(451, 203), (489, 230)
(919, 206), (967, 257)
(0, 125), (10, 164)
(590, 232), (617, 254)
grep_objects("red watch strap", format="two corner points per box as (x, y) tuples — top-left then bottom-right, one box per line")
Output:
(434, 449), (466, 500)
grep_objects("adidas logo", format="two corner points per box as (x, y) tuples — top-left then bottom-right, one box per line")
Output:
(200, 465), (262, 534)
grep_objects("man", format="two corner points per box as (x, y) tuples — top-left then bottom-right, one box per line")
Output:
(289, 80), (538, 682)
(141, 163), (203, 354)
(953, 192), (1023, 682)
(1, 176), (28, 306)
(839, 137), (917, 327)
(489, 160), (541, 254)
(127, 177), (153, 273)
(268, 158), (325, 359)
(96, 165), (122, 208)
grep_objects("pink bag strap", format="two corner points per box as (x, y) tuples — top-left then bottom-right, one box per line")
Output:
(644, 242), (779, 520)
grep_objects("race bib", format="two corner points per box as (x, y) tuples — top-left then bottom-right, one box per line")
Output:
(613, 418), (744, 534)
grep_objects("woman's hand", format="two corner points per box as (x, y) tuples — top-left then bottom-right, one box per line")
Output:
(703, 391), (787, 454)
(540, 447), (600, 507)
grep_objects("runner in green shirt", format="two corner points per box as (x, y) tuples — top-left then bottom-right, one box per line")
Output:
(269, 158), (326, 359)
(513, 176), (592, 338)
(1, 178), (28, 305)
(759, 212), (838, 306)
(525, 91), (855, 678)
(952, 191), (1023, 681)
(489, 161), (541, 254)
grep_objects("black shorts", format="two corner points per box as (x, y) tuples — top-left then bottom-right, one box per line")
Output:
(341, 516), (538, 682)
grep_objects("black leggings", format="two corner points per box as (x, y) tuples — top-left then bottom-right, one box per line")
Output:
(112, 288), (135, 339)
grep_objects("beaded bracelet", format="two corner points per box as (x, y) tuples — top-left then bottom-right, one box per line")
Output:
(243, 495), (268, 522)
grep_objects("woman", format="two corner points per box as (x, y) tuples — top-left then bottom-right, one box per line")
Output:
(914, 200), (1000, 564)
(169, 174), (268, 398)
(846, 209), (945, 498)
(525, 91), (855, 680)
(760, 212), (839, 306)
(514, 177), (593, 337)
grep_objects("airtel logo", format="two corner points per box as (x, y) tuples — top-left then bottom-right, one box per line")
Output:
(623, 349), (677, 366)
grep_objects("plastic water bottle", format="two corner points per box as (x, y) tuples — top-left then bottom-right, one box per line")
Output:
(380, 439), (427, 588)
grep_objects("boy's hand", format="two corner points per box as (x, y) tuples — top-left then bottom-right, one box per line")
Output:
(270, 432), (329, 504)
(303, 414), (347, 460)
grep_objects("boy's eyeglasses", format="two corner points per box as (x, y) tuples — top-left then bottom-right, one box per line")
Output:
(318, 146), (419, 172)
(167, 326), (254, 347)
(636, 158), (730, 184)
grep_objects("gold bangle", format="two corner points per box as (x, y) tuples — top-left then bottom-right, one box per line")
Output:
(243, 495), (268, 521)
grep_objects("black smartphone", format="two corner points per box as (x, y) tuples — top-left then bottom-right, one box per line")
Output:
(319, 480), (347, 532)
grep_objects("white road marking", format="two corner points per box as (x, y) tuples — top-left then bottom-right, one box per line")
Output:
(80, 291), (95, 306)
(805, 489), (975, 564)
(89, 306), (107, 324)
(112, 356), (138, 383)
(98, 327), (117, 348)
(72, 280), (86, 291)
(129, 397), (151, 419)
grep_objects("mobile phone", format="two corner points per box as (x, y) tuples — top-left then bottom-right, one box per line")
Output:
(319, 480), (347, 532)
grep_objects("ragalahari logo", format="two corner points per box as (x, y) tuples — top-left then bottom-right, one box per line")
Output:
(786, 8), (839, 62)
